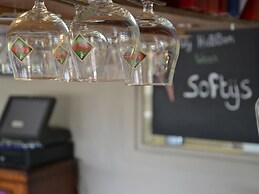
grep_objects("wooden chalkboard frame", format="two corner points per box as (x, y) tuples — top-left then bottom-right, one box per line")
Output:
(135, 27), (259, 157)
(136, 87), (259, 157)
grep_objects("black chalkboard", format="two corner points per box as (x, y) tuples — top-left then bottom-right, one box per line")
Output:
(153, 28), (259, 143)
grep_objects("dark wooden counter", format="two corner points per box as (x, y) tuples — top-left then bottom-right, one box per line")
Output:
(0, 159), (78, 194)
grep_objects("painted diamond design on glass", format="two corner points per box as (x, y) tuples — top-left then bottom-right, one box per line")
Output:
(53, 45), (69, 64)
(123, 46), (135, 66)
(72, 34), (93, 61)
(124, 47), (146, 68)
(11, 37), (32, 62)
(135, 51), (146, 68)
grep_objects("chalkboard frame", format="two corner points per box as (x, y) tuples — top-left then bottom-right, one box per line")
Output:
(137, 26), (259, 158)
(135, 87), (259, 158)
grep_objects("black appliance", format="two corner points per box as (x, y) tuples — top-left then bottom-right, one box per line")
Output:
(0, 96), (74, 169)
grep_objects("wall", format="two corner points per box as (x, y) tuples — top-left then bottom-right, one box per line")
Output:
(0, 77), (259, 194)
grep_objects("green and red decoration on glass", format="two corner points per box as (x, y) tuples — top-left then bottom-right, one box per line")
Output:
(53, 45), (69, 64)
(124, 47), (147, 68)
(135, 51), (146, 68)
(72, 34), (93, 61)
(123, 46), (136, 67)
(10, 37), (33, 62)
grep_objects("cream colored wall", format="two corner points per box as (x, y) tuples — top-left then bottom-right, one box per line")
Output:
(0, 77), (259, 194)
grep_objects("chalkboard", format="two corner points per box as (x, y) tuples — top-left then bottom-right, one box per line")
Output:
(153, 28), (259, 143)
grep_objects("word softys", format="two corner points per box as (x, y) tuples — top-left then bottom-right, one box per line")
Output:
(183, 72), (252, 111)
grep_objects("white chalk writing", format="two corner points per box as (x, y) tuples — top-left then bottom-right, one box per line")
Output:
(197, 33), (235, 49)
(183, 72), (252, 111)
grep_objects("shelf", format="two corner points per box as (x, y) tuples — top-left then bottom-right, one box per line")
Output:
(0, 0), (258, 31)
(0, 0), (75, 20)
(120, 1), (259, 32)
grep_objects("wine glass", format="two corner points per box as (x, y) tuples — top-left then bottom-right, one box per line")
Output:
(7, 0), (70, 80)
(255, 98), (259, 133)
(126, 0), (180, 86)
(69, 0), (140, 82)
(0, 31), (12, 75)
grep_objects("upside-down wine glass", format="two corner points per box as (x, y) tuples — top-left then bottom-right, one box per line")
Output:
(7, 0), (70, 80)
(0, 30), (12, 75)
(126, 0), (180, 86)
(62, 2), (84, 82)
(255, 98), (259, 133)
(69, 0), (140, 82)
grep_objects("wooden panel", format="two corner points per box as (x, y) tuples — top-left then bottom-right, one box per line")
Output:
(0, 0), (75, 19)
(0, 181), (28, 194)
(28, 159), (78, 194)
(0, 168), (27, 183)
(0, 159), (78, 194)
(0, 0), (258, 30)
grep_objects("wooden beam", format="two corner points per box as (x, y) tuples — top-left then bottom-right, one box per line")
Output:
(0, 0), (75, 19)
(0, 0), (258, 31)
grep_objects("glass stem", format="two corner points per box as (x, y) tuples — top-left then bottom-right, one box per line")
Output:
(97, 0), (113, 3)
(33, 0), (47, 11)
(143, 1), (154, 14)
